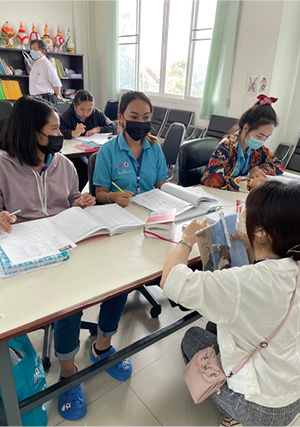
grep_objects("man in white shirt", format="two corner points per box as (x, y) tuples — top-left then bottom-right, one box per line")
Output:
(29, 40), (62, 105)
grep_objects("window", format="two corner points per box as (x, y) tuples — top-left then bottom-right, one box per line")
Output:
(118, 0), (217, 99)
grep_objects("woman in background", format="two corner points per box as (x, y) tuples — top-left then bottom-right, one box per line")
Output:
(201, 95), (284, 192)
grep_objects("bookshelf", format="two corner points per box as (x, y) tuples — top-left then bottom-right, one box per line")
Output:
(0, 47), (84, 100)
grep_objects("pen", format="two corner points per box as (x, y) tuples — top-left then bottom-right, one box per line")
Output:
(112, 182), (124, 193)
(219, 210), (231, 248)
(9, 209), (21, 217)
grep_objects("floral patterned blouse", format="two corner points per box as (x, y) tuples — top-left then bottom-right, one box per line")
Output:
(201, 133), (285, 192)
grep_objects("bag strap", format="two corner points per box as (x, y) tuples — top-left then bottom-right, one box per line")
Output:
(228, 264), (300, 378)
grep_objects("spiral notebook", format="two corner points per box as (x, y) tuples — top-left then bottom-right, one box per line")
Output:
(0, 246), (69, 277)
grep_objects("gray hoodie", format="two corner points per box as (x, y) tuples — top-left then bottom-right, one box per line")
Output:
(0, 151), (81, 222)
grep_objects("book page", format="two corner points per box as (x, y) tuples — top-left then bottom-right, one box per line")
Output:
(0, 218), (76, 264)
(196, 213), (248, 271)
(85, 204), (145, 235)
(161, 183), (217, 206)
(49, 206), (102, 243)
(132, 189), (193, 216)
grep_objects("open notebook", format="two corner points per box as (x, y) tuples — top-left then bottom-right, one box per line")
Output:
(132, 183), (230, 219)
(49, 204), (145, 243)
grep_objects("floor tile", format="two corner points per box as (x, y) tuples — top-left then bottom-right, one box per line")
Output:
(129, 346), (221, 426)
(58, 382), (160, 426)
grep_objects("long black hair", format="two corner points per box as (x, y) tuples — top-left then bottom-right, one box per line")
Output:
(0, 95), (57, 166)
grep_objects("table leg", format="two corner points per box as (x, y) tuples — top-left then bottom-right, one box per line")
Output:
(0, 341), (22, 426)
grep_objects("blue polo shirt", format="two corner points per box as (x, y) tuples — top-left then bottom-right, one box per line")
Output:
(232, 140), (251, 177)
(93, 132), (168, 195)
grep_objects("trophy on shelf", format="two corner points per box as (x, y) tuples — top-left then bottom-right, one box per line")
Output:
(42, 23), (53, 51)
(1, 21), (15, 48)
(16, 22), (29, 50)
(53, 26), (65, 53)
(65, 27), (74, 54)
(29, 23), (40, 41)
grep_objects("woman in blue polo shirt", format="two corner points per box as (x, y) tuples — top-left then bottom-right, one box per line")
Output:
(93, 90), (167, 206)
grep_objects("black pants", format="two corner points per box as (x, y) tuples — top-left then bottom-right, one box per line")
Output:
(36, 93), (58, 106)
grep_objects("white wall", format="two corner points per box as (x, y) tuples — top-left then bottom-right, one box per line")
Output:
(4, 0), (300, 151)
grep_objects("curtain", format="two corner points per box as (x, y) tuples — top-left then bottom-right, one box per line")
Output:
(105, 0), (119, 100)
(200, 0), (240, 117)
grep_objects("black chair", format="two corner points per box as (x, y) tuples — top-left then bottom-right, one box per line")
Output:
(87, 152), (162, 317)
(205, 114), (238, 140)
(160, 108), (194, 139)
(274, 142), (293, 167)
(0, 100), (13, 131)
(287, 139), (300, 173)
(184, 125), (196, 140)
(151, 106), (169, 137)
(57, 100), (71, 115)
(178, 137), (219, 187)
(104, 99), (119, 121)
(162, 122), (186, 180)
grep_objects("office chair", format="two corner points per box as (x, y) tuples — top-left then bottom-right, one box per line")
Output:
(274, 142), (293, 167)
(160, 108), (194, 139)
(205, 115), (238, 140)
(87, 152), (162, 316)
(178, 137), (219, 187)
(151, 106), (169, 137)
(104, 99), (119, 121)
(184, 125), (196, 140)
(161, 122), (186, 180)
(0, 100), (13, 131)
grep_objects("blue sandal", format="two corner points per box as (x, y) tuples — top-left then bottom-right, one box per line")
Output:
(89, 342), (132, 381)
(58, 368), (87, 421)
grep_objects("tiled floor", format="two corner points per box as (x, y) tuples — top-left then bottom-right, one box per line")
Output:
(29, 286), (223, 426)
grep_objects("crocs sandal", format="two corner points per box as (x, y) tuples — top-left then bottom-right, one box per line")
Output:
(58, 367), (87, 421)
(89, 342), (132, 381)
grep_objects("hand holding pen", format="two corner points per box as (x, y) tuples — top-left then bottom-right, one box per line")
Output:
(0, 209), (21, 234)
(111, 182), (134, 208)
(72, 123), (86, 138)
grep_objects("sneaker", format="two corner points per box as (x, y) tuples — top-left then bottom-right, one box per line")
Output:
(89, 342), (132, 381)
(58, 368), (87, 421)
(219, 415), (243, 426)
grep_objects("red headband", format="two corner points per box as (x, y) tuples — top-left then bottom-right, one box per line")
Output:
(257, 94), (278, 106)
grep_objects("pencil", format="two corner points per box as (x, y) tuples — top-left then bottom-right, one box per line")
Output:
(111, 182), (124, 193)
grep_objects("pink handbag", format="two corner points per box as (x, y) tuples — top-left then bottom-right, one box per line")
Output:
(184, 270), (299, 404)
(183, 346), (226, 404)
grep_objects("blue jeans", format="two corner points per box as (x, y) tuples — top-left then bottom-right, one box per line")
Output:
(54, 293), (128, 360)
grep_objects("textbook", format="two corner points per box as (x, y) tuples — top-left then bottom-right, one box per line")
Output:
(196, 211), (249, 272)
(49, 204), (145, 243)
(144, 209), (176, 241)
(0, 246), (69, 278)
(132, 183), (228, 219)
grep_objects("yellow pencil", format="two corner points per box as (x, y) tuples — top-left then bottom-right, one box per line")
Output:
(111, 181), (124, 193)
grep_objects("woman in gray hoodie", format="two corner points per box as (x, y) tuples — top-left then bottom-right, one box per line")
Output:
(0, 96), (133, 422)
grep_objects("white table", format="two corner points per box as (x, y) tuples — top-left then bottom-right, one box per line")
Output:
(0, 188), (245, 425)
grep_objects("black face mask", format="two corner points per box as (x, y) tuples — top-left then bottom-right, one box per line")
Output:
(38, 134), (64, 154)
(125, 120), (152, 141)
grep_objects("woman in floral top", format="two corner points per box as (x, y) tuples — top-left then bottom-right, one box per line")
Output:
(201, 95), (284, 192)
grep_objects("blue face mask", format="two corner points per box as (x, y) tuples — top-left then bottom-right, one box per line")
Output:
(245, 136), (266, 150)
(30, 50), (39, 60)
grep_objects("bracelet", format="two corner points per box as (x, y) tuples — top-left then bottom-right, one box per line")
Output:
(107, 192), (111, 203)
(178, 240), (193, 252)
